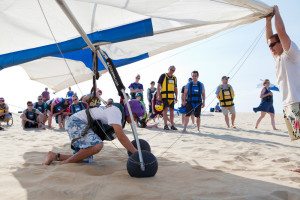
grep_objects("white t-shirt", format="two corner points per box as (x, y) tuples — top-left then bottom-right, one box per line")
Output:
(74, 106), (122, 126)
(275, 42), (300, 106)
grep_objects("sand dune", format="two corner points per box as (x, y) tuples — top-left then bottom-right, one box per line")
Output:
(0, 112), (300, 200)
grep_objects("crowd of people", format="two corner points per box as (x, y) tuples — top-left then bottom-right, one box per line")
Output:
(2, 5), (300, 171)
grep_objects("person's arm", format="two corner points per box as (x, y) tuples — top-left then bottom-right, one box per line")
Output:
(35, 109), (43, 117)
(50, 101), (56, 115)
(181, 88), (185, 103)
(215, 87), (220, 99)
(274, 5), (291, 51)
(183, 88), (188, 106)
(174, 87), (178, 102)
(112, 124), (137, 154)
(147, 88), (151, 102)
(266, 12), (274, 41)
(202, 88), (206, 108)
(156, 84), (162, 100)
(4, 104), (9, 114)
(156, 74), (164, 100)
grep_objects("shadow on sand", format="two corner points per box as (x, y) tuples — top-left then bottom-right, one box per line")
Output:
(12, 144), (300, 200)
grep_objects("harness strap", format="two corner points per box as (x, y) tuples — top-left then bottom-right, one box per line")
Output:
(71, 109), (92, 145)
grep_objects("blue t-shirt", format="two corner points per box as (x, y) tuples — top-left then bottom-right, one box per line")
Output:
(128, 82), (143, 99)
(66, 90), (74, 98)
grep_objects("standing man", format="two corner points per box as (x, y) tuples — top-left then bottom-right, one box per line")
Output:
(42, 87), (50, 102)
(66, 87), (75, 99)
(157, 65), (178, 130)
(128, 74), (144, 100)
(181, 78), (195, 126)
(147, 81), (156, 114)
(266, 6), (300, 171)
(216, 76), (236, 128)
(182, 71), (205, 132)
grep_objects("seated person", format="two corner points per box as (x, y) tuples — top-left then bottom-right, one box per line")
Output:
(48, 98), (71, 129)
(135, 93), (148, 128)
(70, 95), (87, 115)
(43, 103), (137, 165)
(215, 102), (222, 112)
(20, 101), (45, 129)
(0, 97), (12, 126)
(34, 95), (48, 123)
(124, 99), (145, 125)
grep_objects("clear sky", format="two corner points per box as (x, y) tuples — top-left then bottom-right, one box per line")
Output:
(0, 0), (299, 113)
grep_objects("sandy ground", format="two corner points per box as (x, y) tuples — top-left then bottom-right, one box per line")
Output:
(0, 112), (300, 200)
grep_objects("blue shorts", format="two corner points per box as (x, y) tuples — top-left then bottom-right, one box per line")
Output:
(66, 115), (102, 154)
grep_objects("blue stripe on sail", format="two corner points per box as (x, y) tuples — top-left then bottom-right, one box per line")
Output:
(0, 18), (153, 69)
(54, 49), (149, 70)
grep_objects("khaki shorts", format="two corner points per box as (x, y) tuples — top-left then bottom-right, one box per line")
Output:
(221, 106), (236, 115)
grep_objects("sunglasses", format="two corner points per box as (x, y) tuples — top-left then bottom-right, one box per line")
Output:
(38, 99), (42, 100)
(27, 104), (33, 106)
(170, 69), (175, 72)
(73, 98), (78, 101)
(136, 77), (140, 79)
(269, 41), (279, 48)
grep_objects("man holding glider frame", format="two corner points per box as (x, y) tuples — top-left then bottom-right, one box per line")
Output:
(266, 6), (300, 172)
(43, 104), (137, 165)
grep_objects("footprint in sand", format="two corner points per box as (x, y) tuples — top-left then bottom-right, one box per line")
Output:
(272, 158), (290, 163)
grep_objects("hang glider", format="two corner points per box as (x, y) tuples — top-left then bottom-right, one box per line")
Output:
(0, 0), (272, 92)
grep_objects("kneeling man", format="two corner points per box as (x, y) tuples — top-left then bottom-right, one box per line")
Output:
(44, 103), (137, 165)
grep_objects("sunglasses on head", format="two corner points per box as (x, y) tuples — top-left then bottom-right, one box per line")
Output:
(269, 41), (280, 48)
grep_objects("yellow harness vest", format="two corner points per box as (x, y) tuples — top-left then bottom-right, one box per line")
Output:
(161, 73), (176, 99)
(218, 84), (234, 107)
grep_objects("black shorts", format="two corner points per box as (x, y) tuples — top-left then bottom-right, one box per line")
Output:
(186, 103), (201, 118)
(25, 121), (38, 128)
(162, 99), (174, 109)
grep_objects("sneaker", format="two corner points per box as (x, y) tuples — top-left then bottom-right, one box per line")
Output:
(170, 125), (178, 130)
(0, 126), (4, 131)
(164, 125), (170, 130)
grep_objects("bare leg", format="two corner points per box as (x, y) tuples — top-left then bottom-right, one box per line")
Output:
(43, 143), (103, 165)
(183, 116), (189, 132)
(163, 108), (168, 126)
(191, 115), (195, 125)
(269, 113), (277, 130)
(181, 114), (185, 125)
(48, 114), (53, 128)
(43, 151), (72, 165)
(255, 112), (266, 129)
(293, 169), (300, 173)
(196, 117), (200, 131)
(224, 114), (230, 128)
(22, 119), (26, 129)
(170, 108), (175, 126)
(231, 113), (236, 128)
